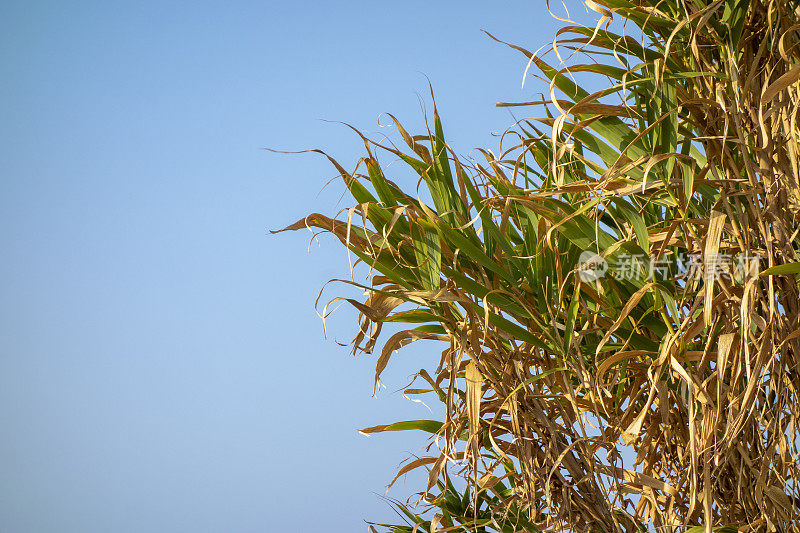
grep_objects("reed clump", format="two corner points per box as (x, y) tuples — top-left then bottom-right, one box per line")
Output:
(277, 1), (800, 530)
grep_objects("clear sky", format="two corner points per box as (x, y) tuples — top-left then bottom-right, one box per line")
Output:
(0, 2), (560, 531)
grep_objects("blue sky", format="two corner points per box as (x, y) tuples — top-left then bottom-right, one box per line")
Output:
(0, 2), (561, 531)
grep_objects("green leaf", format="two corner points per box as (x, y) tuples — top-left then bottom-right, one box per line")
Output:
(685, 527), (738, 533)
(359, 420), (443, 435)
(761, 262), (800, 276)
(564, 281), (581, 356)
(412, 224), (442, 290)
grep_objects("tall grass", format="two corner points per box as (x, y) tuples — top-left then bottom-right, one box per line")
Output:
(277, 1), (800, 531)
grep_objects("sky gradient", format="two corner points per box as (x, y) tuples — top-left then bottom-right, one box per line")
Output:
(0, 2), (561, 531)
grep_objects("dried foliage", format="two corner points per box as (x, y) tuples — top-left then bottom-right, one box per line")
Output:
(277, 1), (800, 531)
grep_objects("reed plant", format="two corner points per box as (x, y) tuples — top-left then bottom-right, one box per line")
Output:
(277, 1), (800, 530)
